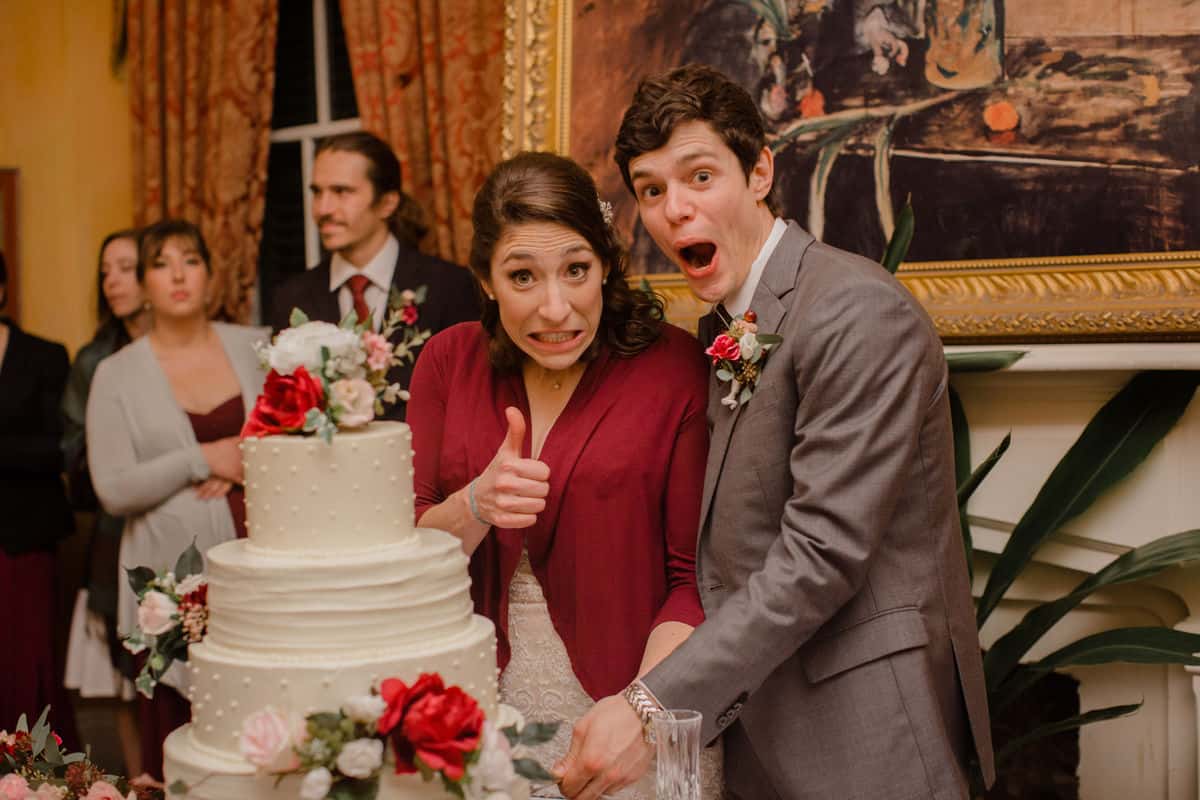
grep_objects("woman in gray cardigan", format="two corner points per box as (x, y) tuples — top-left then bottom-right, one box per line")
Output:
(86, 219), (267, 780)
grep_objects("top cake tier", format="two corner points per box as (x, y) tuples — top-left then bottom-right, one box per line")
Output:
(241, 422), (415, 551)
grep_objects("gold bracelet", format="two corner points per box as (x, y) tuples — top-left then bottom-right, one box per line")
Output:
(621, 680), (664, 743)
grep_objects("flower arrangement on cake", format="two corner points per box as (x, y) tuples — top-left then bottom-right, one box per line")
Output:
(243, 288), (431, 442)
(1, 707), (164, 800)
(229, 674), (556, 800)
(121, 544), (208, 699)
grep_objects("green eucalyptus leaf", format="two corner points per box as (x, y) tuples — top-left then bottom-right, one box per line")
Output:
(338, 311), (358, 330)
(169, 780), (190, 795)
(174, 540), (203, 581)
(63, 751), (85, 764)
(994, 703), (1141, 767)
(289, 307), (310, 327)
(328, 778), (380, 800)
(756, 334), (783, 346)
(976, 371), (1200, 627)
(716, 368), (733, 382)
(517, 720), (561, 746)
(16, 712), (29, 733)
(126, 566), (157, 595)
(513, 757), (557, 781)
(43, 733), (62, 765)
(413, 285), (429, 305)
(946, 351), (1027, 373)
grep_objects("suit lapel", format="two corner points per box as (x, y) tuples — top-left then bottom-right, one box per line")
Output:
(697, 223), (815, 531)
(312, 262), (341, 323)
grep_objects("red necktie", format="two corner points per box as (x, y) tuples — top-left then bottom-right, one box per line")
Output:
(347, 274), (371, 325)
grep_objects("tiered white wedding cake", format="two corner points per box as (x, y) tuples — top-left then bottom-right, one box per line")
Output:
(163, 422), (504, 799)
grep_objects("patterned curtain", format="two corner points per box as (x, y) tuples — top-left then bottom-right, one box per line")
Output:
(127, 0), (279, 322)
(339, 0), (505, 264)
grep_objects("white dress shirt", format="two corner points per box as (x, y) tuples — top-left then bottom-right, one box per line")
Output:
(328, 235), (400, 331)
(721, 217), (788, 319)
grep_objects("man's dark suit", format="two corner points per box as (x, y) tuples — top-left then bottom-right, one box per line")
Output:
(0, 320), (73, 554)
(267, 245), (480, 421)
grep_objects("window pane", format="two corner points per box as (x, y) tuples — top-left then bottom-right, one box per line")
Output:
(271, 1), (317, 129)
(327, 0), (360, 121)
(258, 141), (308, 319)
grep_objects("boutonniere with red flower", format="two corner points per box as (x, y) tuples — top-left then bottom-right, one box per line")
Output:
(705, 310), (782, 410)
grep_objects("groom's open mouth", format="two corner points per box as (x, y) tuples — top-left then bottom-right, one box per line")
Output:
(676, 240), (718, 279)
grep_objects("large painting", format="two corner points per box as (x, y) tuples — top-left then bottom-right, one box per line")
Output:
(505, 0), (1200, 341)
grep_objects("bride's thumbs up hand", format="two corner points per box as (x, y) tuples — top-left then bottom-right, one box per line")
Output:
(470, 406), (550, 529)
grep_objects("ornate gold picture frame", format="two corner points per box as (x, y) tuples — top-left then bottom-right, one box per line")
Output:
(503, 0), (1200, 342)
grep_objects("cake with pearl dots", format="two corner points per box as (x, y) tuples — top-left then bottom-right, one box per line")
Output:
(163, 422), (502, 799)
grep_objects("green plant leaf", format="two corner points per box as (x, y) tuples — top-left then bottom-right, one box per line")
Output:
(993, 627), (1200, 710)
(994, 703), (1141, 767)
(756, 334), (783, 345)
(289, 307), (309, 327)
(168, 780), (190, 795)
(957, 433), (1011, 509)
(976, 371), (1200, 627)
(513, 757), (557, 781)
(946, 351), (1026, 373)
(880, 195), (913, 274)
(174, 540), (203, 581)
(516, 721), (561, 746)
(126, 565), (156, 595)
(328, 778), (380, 800)
(985, 529), (1200, 694)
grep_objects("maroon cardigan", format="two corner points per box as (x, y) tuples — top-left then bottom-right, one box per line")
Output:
(409, 322), (708, 700)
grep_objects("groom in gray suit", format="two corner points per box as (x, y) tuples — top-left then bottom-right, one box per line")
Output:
(556, 65), (994, 800)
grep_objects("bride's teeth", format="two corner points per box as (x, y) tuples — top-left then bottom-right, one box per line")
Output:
(538, 332), (573, 343)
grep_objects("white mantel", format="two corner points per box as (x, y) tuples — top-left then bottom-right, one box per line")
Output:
(946, 343), (1200, 799)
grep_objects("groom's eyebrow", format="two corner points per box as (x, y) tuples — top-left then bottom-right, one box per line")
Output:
(630, 150), (718, 183)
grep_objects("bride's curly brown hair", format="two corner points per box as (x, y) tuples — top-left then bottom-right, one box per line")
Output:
(468, 151), (665, 372)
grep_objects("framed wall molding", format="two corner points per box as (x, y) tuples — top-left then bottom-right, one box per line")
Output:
(503, 0), (1200, 342)
(0, 169), (19, 323)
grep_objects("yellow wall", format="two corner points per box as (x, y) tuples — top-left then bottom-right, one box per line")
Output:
(0, 0), (134, 354)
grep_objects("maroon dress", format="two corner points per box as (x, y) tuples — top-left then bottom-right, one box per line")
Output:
(138, 395), (246, 780)
(408, 323), (709, 699)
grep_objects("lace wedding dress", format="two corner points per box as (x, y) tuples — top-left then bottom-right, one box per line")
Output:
(500, 549), (724, 798)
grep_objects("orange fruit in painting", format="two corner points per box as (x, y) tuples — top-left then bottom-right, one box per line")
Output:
(799, 88), (826, 119)
(983, 100), (1019, 132)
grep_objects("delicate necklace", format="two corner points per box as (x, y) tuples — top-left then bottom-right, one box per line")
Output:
(551, 376), (563, 390)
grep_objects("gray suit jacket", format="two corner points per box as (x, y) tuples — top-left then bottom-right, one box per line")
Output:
(642, 223), (993, 800)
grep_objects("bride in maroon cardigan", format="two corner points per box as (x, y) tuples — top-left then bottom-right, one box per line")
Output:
(408, 152), (721, 797)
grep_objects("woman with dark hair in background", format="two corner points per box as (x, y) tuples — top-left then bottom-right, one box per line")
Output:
(408, 152), (722, 797)
(0, 250), (80, 745)
(86, 220), (266, 779)
(62, 229), (150, 775)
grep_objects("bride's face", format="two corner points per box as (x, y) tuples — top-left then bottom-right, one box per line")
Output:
(486, 221), (607, 372)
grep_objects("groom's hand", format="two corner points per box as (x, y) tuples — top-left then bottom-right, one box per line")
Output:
(554, 695), (651, 799)
(472, 406), (550, 528)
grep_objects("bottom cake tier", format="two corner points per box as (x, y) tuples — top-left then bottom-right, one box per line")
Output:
(164, 725), (530, 800)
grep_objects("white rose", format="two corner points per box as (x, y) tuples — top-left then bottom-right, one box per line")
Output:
(269, 322), (361, 378)
(299, 767), (333, 800)
(136, 591), (178, 636)
(738, 331), (758, 361)
(329, 379), (376, 428)
(341, 694), (387, 724)
(335, 738), (383, 779)
(471, 722), (515, 791)
(239, 708), (305, 772)
(176, 573), (207, 597)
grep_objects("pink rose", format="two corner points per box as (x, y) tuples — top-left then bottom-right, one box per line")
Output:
(136, 590), (178, 636)
(32, 783), (68, 800)
(0, 774), (30, 800)
(362, 331), (392, 372)
(82, 781), (125, 800)
(240, 708), (305, 772)
(330, 379), (377, 428)
(704, 333), (741, 364)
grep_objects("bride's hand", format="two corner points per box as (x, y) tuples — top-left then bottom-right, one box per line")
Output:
(470, 406), (550, 529)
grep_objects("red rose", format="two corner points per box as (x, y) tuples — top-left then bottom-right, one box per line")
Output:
(400, 687), (484, 781)
(400, 304), (419, 326)
(379, 673), (444, 736)
(241, 367), (325, 437)
(704, 333), (741, 364)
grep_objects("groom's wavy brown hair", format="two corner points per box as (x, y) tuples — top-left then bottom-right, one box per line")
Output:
(469, 151), (664, 372)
